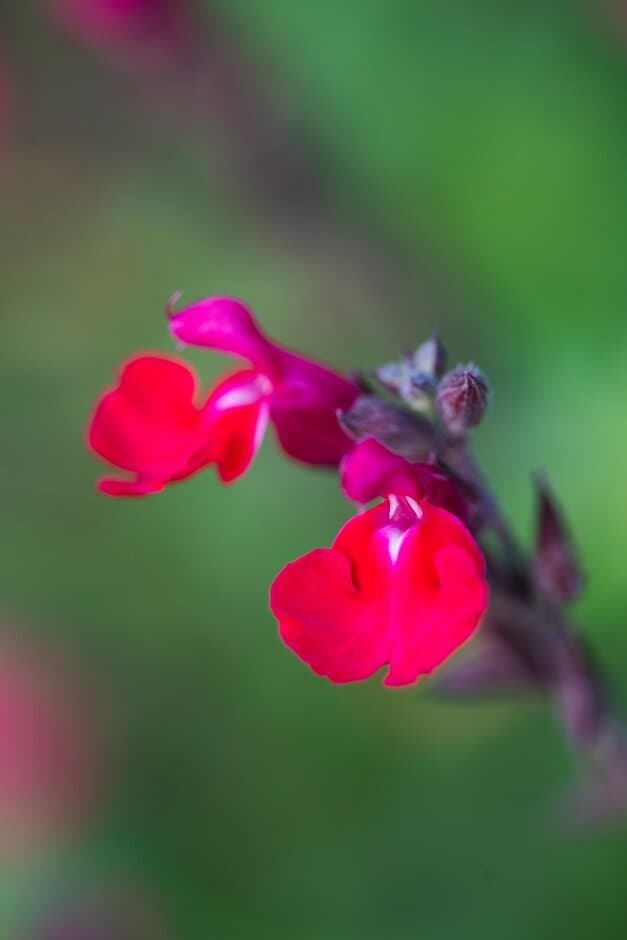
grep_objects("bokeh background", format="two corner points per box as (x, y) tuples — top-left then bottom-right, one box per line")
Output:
(1, 1), (627, 936)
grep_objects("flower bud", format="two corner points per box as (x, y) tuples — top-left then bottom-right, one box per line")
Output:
(437, 364), (490, 436)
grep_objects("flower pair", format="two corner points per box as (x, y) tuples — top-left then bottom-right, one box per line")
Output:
(88, 297), (488, 685)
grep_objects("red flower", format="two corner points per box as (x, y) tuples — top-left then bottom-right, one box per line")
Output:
(340, 437), (468, 521)
(88, 354), (266, 496)
(168, 295), (358, 466)
(270, 495), (487, 686)
(88, 298), (357, 496)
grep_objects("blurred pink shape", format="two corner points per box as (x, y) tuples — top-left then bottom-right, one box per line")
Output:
(48, 0), (188, 66)
(0, 634), (101, 857)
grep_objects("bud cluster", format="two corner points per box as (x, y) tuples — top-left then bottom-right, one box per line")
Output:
(375, 334), (447, 407)
(370, 336), (490, 439)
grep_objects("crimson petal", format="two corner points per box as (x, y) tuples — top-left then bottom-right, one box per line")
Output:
(271, 499), (487, 686)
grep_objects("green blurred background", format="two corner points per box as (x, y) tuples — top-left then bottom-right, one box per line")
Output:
(1, 0), (627, 936)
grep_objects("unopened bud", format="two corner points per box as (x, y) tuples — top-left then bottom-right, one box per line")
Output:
(437, 364), (490, 435)
(413, 333), (447, 380)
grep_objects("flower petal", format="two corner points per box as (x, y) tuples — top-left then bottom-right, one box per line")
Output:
(384, 503), (488, 686)
(341, 437), (424, 502)
(97, 477), (165, 498)
(270, 505), (393, 682)
(341, 438), (468, 520)
(205, 370), (270, 483)
(269, 402), (353, 466)
(168, 296), (281, 376)
(88, 354), (214, 496)
(269, 353), (357, 465)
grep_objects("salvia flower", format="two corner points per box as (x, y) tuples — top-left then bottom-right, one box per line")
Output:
(167, 295), (358, 466)
(88, 298), (358, 496)
(270, 495), (488, 686)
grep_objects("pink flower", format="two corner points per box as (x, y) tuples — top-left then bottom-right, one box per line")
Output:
(168, 295), (358, 466)
(340, 437), (468, 521)
(88, 298), (357, 496)
(270, 495), (488, 686)
(0, 638), (99, 855)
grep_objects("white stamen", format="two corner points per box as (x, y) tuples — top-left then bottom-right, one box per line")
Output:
(405, 496), (423, 519)
(387, 494), (423, 523)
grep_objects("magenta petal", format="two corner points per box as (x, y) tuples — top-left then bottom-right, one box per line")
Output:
(341, 438), (468, 520)
(269, 352), (358, 465)
(270, 404), (354, 466)
(168, 296), (281, 376)
(341, 438), (424, 503)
